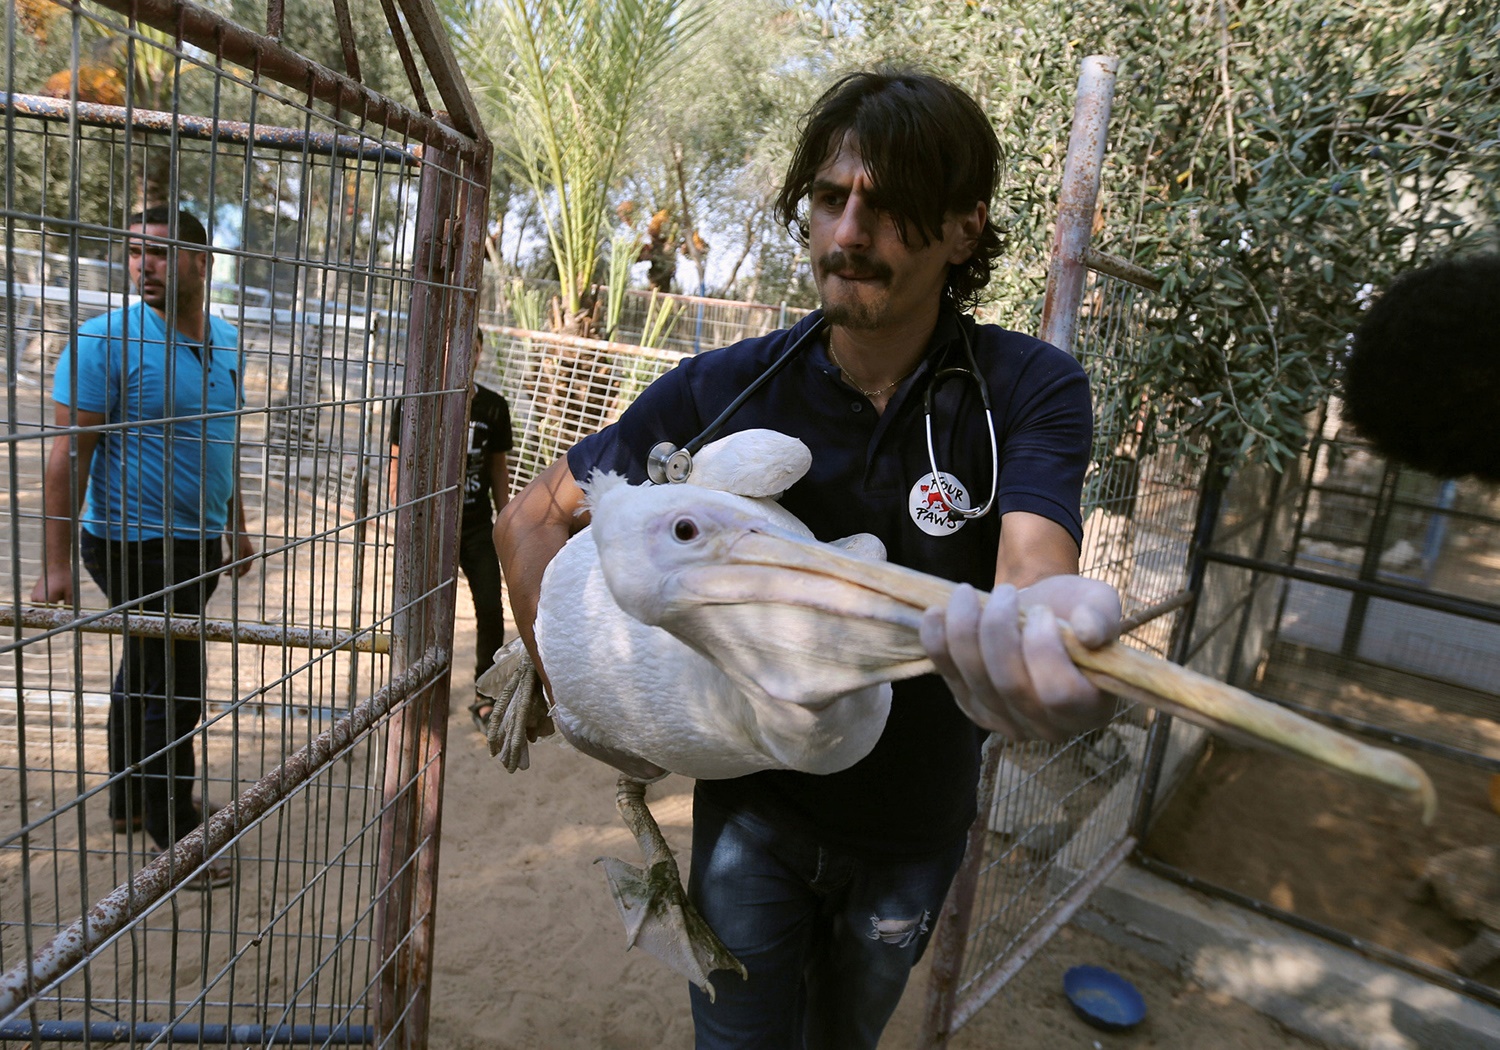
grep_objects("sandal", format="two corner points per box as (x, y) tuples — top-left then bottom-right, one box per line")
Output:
(468, 699), (494, 734)
(185, 857), (235, 891)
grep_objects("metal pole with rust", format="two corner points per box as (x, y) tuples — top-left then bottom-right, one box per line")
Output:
(375, 140), (457, 1045)
(1039, 54), (1120, 356)
(374, 116), (490, 1045)
(0, 606), (390, 653)
(402, 137), (494, 1049)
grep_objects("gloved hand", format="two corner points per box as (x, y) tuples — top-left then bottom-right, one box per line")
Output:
(920, 575), (1121, 742)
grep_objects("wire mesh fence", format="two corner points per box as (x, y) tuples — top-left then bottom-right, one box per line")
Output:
(475, 324), (684, 490)
(3, 1), (489, 1043)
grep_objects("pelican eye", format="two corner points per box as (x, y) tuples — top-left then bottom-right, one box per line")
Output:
(672, 517), (700, 542)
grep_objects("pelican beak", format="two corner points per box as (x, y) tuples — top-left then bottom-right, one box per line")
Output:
(666, 526), (1437, 825)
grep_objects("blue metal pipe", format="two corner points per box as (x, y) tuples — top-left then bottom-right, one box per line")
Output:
(0, 1020), (374, 1044)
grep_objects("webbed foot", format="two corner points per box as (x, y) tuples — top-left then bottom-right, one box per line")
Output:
(601, 776), (747, 1001)
(474, 639), (553, 772)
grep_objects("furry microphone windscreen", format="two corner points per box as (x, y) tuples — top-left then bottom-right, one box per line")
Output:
(1342, 254), (1500, 483)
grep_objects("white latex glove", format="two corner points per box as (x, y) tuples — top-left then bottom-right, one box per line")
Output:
(920, 575), (1122, 742)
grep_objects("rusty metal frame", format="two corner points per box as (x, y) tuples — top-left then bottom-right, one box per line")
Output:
(1, 91), (421, 163)
(392, 0), (484, 139)
(0, 648), (449, 1018)
(374, 112), (491, 1044)
(0, 606), (391, 654)
(86, 0), (477, 152)
(4, 3), (493, 1044)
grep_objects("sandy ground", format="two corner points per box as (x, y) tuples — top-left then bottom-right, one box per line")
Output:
(424, 586), (1328, 1050)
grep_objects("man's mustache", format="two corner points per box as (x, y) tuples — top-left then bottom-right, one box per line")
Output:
(818, 251), (892, 282)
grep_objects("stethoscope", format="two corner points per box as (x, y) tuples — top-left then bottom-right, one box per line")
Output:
(646, 310), (999, 520)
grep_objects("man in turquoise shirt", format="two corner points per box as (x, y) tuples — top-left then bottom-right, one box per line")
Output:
(32, 206), (254, 884)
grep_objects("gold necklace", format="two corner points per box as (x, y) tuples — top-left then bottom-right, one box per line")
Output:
(827, 342), (917, 400)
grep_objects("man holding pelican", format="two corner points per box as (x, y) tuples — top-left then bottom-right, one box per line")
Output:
(497, 69), (1120, 1049)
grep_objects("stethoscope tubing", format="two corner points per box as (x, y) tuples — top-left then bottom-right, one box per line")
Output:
(647, 314), (831, 485)
(649, 310), (999, 523)
(924, 326), (999, 519)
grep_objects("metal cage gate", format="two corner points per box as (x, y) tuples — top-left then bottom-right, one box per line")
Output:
(3, 1), (490, 1045)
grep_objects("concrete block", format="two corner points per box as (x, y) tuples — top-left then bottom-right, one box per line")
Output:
(1077, 863), (1500, 1050)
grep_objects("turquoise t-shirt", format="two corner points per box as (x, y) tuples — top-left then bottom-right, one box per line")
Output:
(53, 301), (242, 541)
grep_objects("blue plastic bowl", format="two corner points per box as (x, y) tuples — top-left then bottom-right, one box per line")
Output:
(1063, 965), (1146, 1032)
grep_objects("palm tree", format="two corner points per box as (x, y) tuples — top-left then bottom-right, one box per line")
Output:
(446, 0), (708, 335)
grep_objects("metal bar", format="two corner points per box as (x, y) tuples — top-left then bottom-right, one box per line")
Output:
(0, 92), (419, 163)
(86, 0), (474, 152)
(950, 836), (1138, 1031)
(1202, 550), (1500, 625)
(1266, 403), (1327, 657)
(0, 605), (390, 653)
(376, 131), (463, 1045)
(398, 145), (490, 1047)
(1180, 587), (1259, 665)
(1301, 482), (1500, 530)
(0, 648), (449, 1019)
(393, 0), (485, 140)
(1249, 690), (1500, 773)
(1133, 854), (1500, 1010)
(331, 0), (364, 83)
(1341, 463), (1399, 657)
(1225, 471), (1285, 685)
(918, 741), (1005, 1048)
(375, 0), (434, 118)
(1039, 55), (1119, 355)
(0, 1021), (374, 1044)
(1085, 248), (1163, 292)
(1120, 590), (1194, 635)
(1129, 455), (1228, 839)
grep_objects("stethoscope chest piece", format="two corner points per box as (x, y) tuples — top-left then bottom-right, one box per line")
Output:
(647, 441), (695, 485)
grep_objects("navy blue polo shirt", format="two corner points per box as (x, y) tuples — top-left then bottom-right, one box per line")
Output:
(568, 308), (1092, 855)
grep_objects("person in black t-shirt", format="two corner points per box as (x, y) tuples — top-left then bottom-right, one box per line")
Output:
(495, 70), (1121, 1048)
(391, 349), (514, 731)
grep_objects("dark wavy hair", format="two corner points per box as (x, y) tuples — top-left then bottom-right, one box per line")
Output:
(1343, 254), (1500, 482)
(775, 69), (1003, 311)
(128, 205), (209, 247)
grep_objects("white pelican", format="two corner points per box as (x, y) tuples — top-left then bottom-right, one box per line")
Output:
(477, 429), (904, 997)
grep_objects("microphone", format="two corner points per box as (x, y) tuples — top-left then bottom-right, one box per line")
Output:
(1342, 254), (1500, 482)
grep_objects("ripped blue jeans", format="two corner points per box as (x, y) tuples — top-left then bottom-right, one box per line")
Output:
(687, 788), (968, 1050)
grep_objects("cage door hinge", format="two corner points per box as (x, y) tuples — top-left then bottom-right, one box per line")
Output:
(439, 218), (460, 274)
